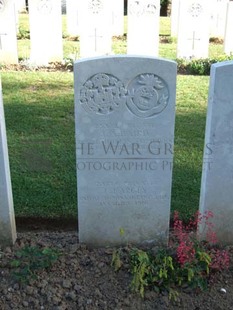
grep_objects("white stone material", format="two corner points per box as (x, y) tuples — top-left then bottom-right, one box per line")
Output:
(210, 0), (228, 38)
(79, 0), (112, 58)
(16, 0), (26, 12)
(199, 61), (233, 245)
(177, 0), (211, 59)
(171, 0), (180, 37)
(0, 80), (17, 247)
(127, 0), (160, 56)
(0, 0), (18, 64)
(28, 0), (63, 65)
(224, 2), (233, 55)
(112, 0), (124, 36)
(66, 0), (80, 36)
(74, 56), (177, 246)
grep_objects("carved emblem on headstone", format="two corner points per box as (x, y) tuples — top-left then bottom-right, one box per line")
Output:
(80, 73), (127, 115)
(145, 3), (157, 15)
(37, 0), (52, 14)
(88, 0), (103, 14)
(0, 0), (5, 12)
(126, 74), (169, 118)
(79, 73), (169, 118)
(188, 3), (203, 17)
(129, 1), (144, 16)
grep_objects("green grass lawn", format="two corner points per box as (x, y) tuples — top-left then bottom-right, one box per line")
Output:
(0, 15), (218, 220)
(1, 71), (209, 220)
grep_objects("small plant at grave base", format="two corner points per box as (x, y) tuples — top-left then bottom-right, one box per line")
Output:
(111, 211), (230, 300)
(10, 246), (60, 284)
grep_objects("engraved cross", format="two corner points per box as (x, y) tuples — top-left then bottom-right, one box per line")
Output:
(188, 31), (200, 50)
(0, 33), (7, 50)
(89, 28), (103, 52)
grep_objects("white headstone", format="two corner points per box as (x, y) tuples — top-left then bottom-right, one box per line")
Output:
(66, 0), (80, 36)
(171, 0), (180, 37)
(210, 0), (228, 38)
(74, 56), (177, 246)
(0, 0), (18, 64)
(127, 0), (160, 56)
(0, 80), (17, 247)
(28, 0), (63, 65)
(199, 61), (233, 245)
(224, 2), (233, 55)
(79, 0), (112, 58)
(112, 0), (124, 36)
(177, 0), (210, 59)
(16, 0), (26, 12)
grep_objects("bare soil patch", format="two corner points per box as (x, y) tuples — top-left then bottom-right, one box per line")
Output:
(1, 229), (233, 310)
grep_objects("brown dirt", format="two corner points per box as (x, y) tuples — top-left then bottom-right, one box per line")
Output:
(1, 227), (233, 310)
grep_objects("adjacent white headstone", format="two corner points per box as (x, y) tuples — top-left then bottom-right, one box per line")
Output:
(127, 0), (160, 56)
(0, 80), (17, 247)
(74, 56), (177, 246)
(210, 0), (228, 38)
(177, 0), (210, 59)
(28, 0), (63, 65)
(16, 0), (26, 12)
(112, 0), (124, 36)
(224, 2), (233, 55)
(199, 61), (233, 245)
(66, 0), (80, 36)
(171, 0), (180, 37)
(0, 0), (18, 64)
(79, 0), (112, 58)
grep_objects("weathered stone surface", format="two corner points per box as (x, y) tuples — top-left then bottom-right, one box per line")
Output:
(199, 61), (233, 244)
(74, 56), (177, 246)
(0, 80), (16, 247)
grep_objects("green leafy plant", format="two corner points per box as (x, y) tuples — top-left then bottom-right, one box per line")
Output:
(17, 27), (30, 40)
(177, 55), (233, 75)
(112, 211), (230, 300)
(11, 246), (60, 283)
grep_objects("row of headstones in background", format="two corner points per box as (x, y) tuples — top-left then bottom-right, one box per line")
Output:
(0, 0), (161, 64)
(66, 0), (124, 37)
(69, 0), (160, 58)
(171, 0), (233, 58)
(0, 80), (17, 247)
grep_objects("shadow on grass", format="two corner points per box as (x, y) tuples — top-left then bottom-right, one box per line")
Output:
(4, 93), (207, 223)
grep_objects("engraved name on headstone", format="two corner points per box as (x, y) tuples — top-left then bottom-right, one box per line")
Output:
(74, 56), (177, 246)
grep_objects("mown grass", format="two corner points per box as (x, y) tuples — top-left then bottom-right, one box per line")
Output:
(1, 71), (209, 219)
